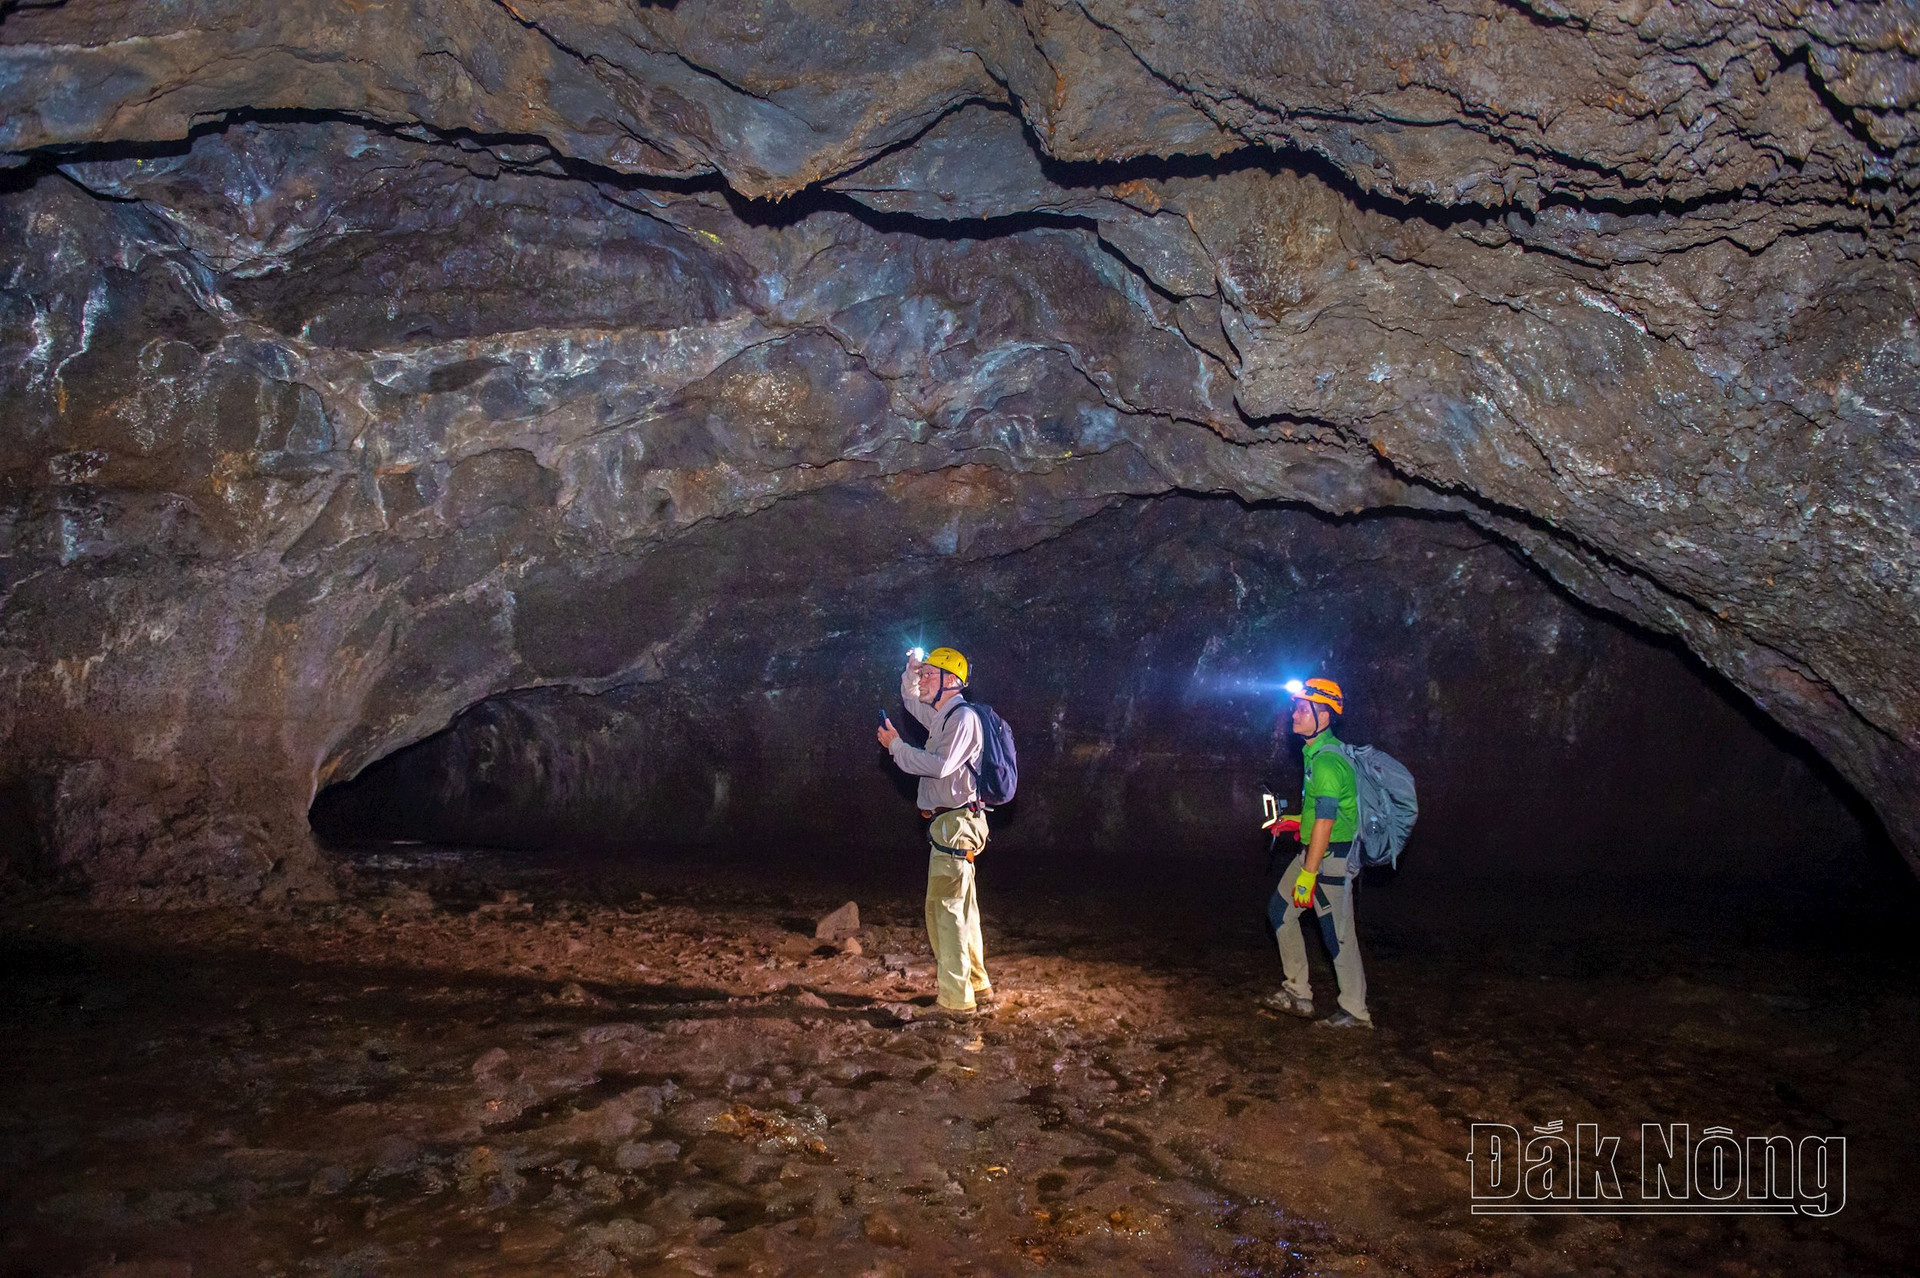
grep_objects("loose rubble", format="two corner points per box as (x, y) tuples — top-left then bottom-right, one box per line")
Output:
(1, 849), (1914, 1276)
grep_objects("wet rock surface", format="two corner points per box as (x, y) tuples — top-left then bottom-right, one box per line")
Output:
(0, 4), (1915, 899)
(2, 848), (1917, 1276)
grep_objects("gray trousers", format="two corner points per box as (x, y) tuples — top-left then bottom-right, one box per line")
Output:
(1270, 849), (1369, 1021)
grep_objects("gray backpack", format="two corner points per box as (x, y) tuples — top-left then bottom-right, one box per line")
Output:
(1334, 743), (1419, 869)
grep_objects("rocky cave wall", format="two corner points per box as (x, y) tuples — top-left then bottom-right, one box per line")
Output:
(0, 2), (1913, 902)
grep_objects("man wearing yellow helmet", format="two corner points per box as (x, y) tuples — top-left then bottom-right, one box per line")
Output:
(877, 646), (992, 1017)
(1261, 676), (1372, 1029)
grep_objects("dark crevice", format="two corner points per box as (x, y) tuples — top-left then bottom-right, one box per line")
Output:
(14, 102), (1101, 249)
(1039, 127), (1496, 233)
(666, 49), (775, 106)
(810, 96), (1480, 253)
(1780, 42), (1896, 157)
(1484, 0), (1587, 32)
(1014, 97), (1884, 250)
(0, 150), (65, 198)
(729, 181), (1096, 240)
(480, 0), (651, 74)
(0, 93), (1715, 255)
(9, 86), (1891, 262)
(1523, 182), (1859, 225)
(1086, 232), (1196, 308)
(0, 0), (66, 21)
(9, 105), (734, 201)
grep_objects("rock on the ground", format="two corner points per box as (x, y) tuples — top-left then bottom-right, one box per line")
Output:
(814, 903), (860, 943)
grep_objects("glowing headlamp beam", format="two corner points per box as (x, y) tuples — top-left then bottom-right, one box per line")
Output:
(1282, 679), (1305, 697)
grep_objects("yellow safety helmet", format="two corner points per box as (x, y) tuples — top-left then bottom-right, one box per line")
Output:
(1285, 677), (1344, 716)
(923, 646), (970, 685)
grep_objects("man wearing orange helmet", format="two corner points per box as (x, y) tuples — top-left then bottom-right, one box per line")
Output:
(877, 646), (992, 1017)
(1261, 676), (1372, 1029)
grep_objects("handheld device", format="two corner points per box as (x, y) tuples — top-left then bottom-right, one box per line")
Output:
(1262, 788), (1288, 875)
(877, 708), (890, 727)
(906, 646), (925, 663)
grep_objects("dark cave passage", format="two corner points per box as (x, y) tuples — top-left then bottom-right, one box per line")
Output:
(311, 497), (1874, 882)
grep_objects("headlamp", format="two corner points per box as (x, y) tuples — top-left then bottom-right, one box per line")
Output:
(907, 647), (926, 663)
(1282, 679), (1305, 697)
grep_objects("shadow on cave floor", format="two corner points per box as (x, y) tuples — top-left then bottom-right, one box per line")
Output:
(2, 842), (1916, 1277)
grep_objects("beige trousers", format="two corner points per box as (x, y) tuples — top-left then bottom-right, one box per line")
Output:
(1272, 850), (1369, 1021)
(925, 809), (990, 1011)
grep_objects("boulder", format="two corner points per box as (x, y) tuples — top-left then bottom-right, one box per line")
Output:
(815, 903), (860, 943)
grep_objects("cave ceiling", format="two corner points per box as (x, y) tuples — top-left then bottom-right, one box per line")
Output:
(0, 0), (1915, 899)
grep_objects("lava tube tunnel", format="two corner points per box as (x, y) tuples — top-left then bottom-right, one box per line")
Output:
(1, 4), (1916, 1275)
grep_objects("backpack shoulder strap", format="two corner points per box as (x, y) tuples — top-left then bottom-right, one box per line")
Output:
(1316, 742), (1359, 788)
(943, 702), (985, 774)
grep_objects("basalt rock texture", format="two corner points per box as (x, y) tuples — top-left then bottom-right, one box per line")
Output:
(0, 2), (1914, 899)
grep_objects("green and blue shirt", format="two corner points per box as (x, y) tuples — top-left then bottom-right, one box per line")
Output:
(1301, 731), (1359, 846)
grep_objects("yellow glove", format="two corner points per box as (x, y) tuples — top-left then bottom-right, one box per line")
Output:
(1291, 867), (1318, 909)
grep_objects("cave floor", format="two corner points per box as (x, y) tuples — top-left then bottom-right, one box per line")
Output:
(2, 848), (1916, 1278)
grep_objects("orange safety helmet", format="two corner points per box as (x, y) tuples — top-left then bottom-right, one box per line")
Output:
(1284, 677), (1345, 716)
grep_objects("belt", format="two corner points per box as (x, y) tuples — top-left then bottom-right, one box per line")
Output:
(920, 804), (980, 818)
(932, 840), (971, 858)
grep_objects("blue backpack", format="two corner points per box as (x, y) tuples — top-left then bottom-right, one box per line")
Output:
(1332, 743), (1419, 869)
(946, 701), (1018, 808)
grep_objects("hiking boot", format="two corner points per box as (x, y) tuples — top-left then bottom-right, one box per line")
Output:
(931, 1004), (977, 1022)
(971, 988), (997, 1011)
(1316, 1010), (1375, 1031)
(1260, 990), (1315, 1019)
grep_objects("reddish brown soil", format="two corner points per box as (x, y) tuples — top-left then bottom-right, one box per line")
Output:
(1, 848), (1915, 1277)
